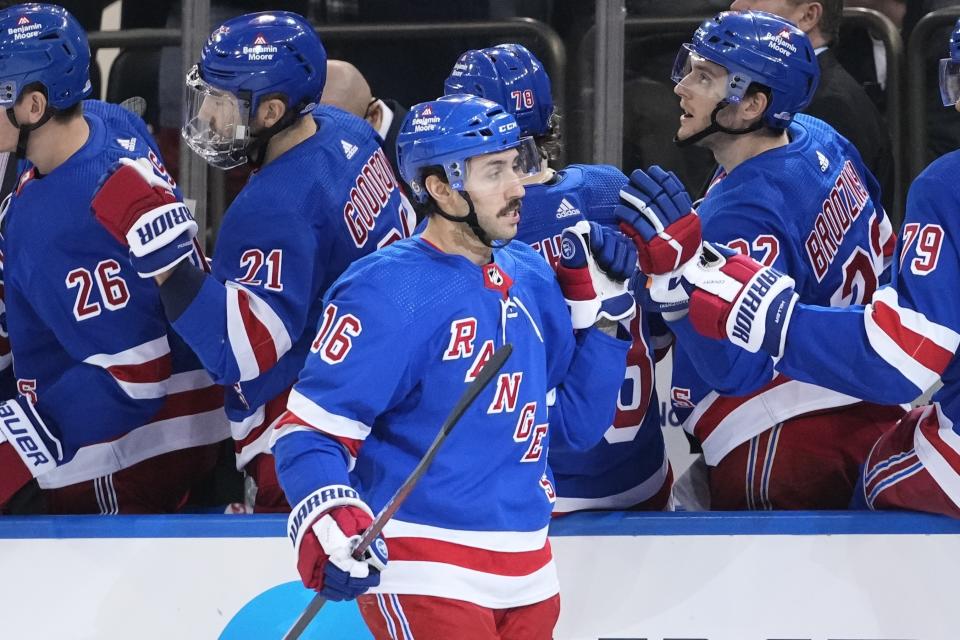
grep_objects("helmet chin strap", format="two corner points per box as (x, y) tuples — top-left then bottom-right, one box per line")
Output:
(243, 101), (305, 168)
(6, 106), (54, 160)
(433, 190), (512, 249)
(674, 100), (763, 148)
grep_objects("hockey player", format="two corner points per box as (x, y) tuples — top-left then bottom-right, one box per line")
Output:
(445, 43), (673, 513)
(271, 94), (635, 638)
(92, 11), (413, 512)
(616, 10), (905, 509)
(670, 18), (960, 518)
(0, 4), (229, 513)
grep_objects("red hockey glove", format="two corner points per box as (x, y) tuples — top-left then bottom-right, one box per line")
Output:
(685, 243), (798, 357)
(91, 158), (197, 278)
(288, 485), (388, 600)
(615, 165), (702, 276)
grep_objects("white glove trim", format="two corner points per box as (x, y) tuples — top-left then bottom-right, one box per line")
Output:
(0, 398), (60, 476)
(287, 484), (372, 552)
(125, 201), (198, 258)
(563, 220), (636, 330)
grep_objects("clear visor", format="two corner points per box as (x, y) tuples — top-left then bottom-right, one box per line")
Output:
(181, 65), (252, 170)
(456, 136), (541, 198)
(671, 44), (750, 104)
(939, 58), (960, 107)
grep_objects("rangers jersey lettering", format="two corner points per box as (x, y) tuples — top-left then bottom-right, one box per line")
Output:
(670, 114), (897, 465)
(517, 164), (670, 512)
(170, 105), (414, 470)
(272, 238), (629, 608)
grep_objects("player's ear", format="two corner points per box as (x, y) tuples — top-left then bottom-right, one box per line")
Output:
(18, 90), (47, 126)
(424, 173), (451, 201)
(741, 89), (769, 126)
(258, 97), (288, 129)
(795, 2), (822, 34)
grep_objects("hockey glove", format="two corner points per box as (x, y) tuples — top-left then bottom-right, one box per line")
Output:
(684, 243), (798, 357)
(91, 157), (198, 278)
(0, 396), (62, 507)
(629, 269), (690, 322)
(615, 166), (702, 276)
(556, 220), (637, 330)
(288, 485), (388, 600)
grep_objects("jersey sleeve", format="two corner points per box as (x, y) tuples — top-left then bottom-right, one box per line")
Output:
(7, 244), (172, 460)
(272, 278), (421, 503)
(535, 266), (631, 451)
(163, 205), (324, 385)
(671, 202), (790, 395)
(777, 169), (960, 401)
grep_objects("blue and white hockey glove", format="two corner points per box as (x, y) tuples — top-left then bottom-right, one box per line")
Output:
(556, 220), (637, 329)
(684, 243), (798, 357)
(629, 269), (690, 322)
(0, 396), (62, 506)
(288, 485), (388, 600)
(92, 157), (198, 278)
(615, 165), (702, 276)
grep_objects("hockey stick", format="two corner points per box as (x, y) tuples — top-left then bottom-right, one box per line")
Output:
(282, 342), (514, 640)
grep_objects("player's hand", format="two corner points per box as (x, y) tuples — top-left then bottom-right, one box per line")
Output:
(629, 269), (690, 322)
(0, 396), (61, 507)
(91, 157), (198, 278)
(683, 243), (798, 356)
(556, 220), (637, 330)
(615, 166), (702, 276)
(288, 485), (388, 600)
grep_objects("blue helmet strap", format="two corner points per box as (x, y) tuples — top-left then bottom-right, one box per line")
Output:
(674, 100), (763, 148)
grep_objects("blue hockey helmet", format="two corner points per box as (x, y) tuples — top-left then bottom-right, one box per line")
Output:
(396, 94), (540, 204)
(938, 18), (960, 106)
(444, 43), (554, 138)
(182, 11), (326, 169)
(673, 10), (819, 130)
(0, 3), (92, 111)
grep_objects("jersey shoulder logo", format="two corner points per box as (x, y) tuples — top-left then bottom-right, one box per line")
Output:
(555, 197), (581, 220)
(116, 138), (137, 152)
(816, 150), (830, 172)
(341, 140), (359, 160)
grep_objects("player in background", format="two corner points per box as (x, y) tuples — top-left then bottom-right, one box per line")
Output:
(92, 11), (413, 512)
(671, 18), (960, 518)
(445, 43), (672, 513)
(0, 3), (229, 514)
(616, 10), (905, 510)
(271, 94), (634, 638)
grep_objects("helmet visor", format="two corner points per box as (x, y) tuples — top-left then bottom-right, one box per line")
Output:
(939, 58), (960, 107)
(459, 136), (540, 198)
(672, 44), (750, 104)
(181, 65), (252, 169)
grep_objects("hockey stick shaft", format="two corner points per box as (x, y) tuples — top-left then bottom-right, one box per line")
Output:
(282, 343), (514, 639)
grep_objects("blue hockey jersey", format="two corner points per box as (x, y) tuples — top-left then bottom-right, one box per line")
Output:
(272, 237), (629, 608)
(775, 149), (960, 502)
(670, 114), (896, 465)
(517, 164), (670, 512)
(2, 100), (229, 488)
(168, 105), (414, 470)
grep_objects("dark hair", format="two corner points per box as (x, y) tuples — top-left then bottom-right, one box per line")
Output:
(534, 109), (563, 165)
(801, 0), (842, 45)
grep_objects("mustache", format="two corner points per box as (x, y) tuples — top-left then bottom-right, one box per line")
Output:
(498, 198), (522, 217)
